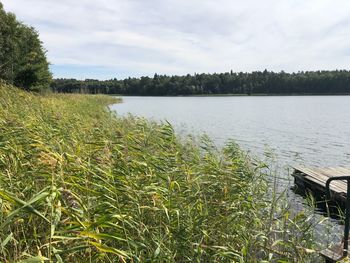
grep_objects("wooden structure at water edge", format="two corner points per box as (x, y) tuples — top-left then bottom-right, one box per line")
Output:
(292, 166), (350, 262)
(292, 166), (350, 204)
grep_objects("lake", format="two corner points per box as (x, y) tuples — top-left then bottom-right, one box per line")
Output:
(110, 95), (350, 169)
(110, 95), (350, 244)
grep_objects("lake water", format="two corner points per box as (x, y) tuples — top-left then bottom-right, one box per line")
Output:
(110, 96), (350, 169)
(110, 95), (350, 244)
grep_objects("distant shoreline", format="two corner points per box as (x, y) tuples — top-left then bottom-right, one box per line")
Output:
(52, 70), (350, 96)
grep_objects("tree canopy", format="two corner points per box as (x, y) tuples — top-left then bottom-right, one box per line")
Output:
(0, 2), (51, 91)
(52, 70), (350, 96)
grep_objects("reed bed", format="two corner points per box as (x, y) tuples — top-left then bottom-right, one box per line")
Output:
(0, 83), (321, 262)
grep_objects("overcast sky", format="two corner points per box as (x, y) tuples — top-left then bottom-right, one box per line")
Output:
(2, 0), (350, 79)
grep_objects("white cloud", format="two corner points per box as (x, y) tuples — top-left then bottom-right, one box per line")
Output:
(2, 0), (350, 79)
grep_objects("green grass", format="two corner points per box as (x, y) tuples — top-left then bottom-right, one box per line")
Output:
(0, 82), (323, 262)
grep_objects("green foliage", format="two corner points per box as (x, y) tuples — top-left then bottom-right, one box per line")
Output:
(0, 83), (323, 262)
(52, 70), (350, 95)
(0, 2), (51, 91)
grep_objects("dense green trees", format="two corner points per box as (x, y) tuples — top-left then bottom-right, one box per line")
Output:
(52, 70), (350, 95)
(0, 2), (51, 91)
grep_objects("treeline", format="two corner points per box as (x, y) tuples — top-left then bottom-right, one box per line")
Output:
(52, 70), (350, 95)
(0, 2), (51, 91)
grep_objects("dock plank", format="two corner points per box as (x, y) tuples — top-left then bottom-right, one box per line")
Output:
(292, 166), (350, 204)
(294, 167), (349, 187)
(293, 167), (347, 193)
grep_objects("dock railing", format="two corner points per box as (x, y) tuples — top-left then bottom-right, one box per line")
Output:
(326, 176), (350, 258)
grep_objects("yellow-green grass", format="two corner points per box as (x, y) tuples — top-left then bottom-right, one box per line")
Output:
(0, 82), (319, 262)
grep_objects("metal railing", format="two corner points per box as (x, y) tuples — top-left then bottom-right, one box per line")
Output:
(326, 176), (350, 257)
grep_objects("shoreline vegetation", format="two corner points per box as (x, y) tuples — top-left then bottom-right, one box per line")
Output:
(0, 82), (327, 262)
(0, 3), (51, 92)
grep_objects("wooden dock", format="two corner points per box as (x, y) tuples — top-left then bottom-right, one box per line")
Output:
(292, 166), (350, 262)
(292, 166), (350, 204)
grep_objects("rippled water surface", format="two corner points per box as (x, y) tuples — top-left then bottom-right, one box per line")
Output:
(110, 95), (350, 168)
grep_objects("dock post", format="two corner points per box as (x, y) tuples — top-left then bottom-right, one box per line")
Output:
(344, 179), (350, 257)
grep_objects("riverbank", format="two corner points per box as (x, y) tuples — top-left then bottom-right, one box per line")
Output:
(0, 83), (321, 262)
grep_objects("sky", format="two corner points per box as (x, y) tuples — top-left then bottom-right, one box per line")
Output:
(2, 0), (350, 80)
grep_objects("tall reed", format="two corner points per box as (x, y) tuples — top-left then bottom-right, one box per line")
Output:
(0, 83), (324, 262)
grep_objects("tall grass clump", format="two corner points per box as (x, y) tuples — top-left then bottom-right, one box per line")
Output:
(0, 82), (321, 262)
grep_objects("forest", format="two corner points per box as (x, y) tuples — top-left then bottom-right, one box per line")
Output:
(52, 70), (350, 95)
